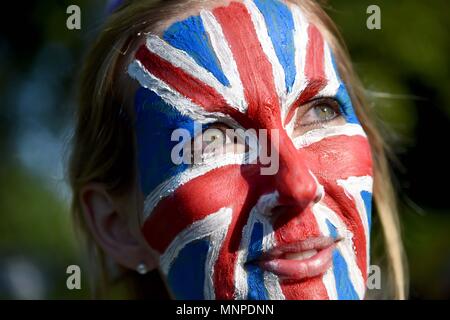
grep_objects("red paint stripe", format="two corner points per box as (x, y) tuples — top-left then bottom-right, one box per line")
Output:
(213, 2), (281, 128)
(301, 135), (373, 180)
(305, 24), (326, 81)
(135, 45), (248, 124)
(322, 193), (367, 280)
(284, 24), (327, 125)
(212, 183), (270, 299)
(142, 164), (247, 253)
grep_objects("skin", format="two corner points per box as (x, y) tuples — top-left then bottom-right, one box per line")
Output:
(82, 0), (373, 300)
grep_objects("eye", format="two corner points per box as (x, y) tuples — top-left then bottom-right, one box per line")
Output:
(189, 123), (246, 164)
(201, 127), (231, 152)
(293, 98), (344, 133)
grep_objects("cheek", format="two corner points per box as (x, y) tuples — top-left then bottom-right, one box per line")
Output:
(141, 164), (271, 254)
(303, 135), (373, 180)
(301, 135), (373, 278)
(173, 167), (249, 215)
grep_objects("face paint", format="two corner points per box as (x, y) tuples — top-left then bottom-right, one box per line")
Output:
(128, 0), (373, 300)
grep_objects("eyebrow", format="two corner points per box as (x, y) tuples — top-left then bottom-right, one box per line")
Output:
(284, 77), (328, 125)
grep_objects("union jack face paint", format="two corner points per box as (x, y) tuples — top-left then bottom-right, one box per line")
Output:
(128, 0), (373, 300)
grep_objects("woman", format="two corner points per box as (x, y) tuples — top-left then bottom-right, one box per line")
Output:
(69, 0), (406, 299)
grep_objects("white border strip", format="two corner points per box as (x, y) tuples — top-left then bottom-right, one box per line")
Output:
(234, 192), (285, 300)
(143, 153), (249, 220)
(284, 4), (309, 120)
(292, 123), (367, 149)
(337, 176), (373, 271)
(244, 0), (287, 108)
(144, 35), (245, 112)
(312, 202), (365, 299)
(200, 10), (247, 113)
(318, 41), (341, 98)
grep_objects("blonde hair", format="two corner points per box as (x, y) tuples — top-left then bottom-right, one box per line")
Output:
(69, 0), (407, 299)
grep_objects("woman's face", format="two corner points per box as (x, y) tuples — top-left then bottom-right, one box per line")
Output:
(128, 0), (373, 299)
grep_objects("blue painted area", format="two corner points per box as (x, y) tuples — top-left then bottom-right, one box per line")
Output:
(335, 84), (359, 124)
(163, 15), (230, 86)
(330, 54), (359, 124)
(167, 239), (210, 299)
(361, 191), (373, 231)
(326, 220), (359, 300)
(134, 87), (199, 196)
(247, 222), (268, 299)
(325, 219), (339, 240)
(254, 0), (296, 92)
(330, 249), (360, 300)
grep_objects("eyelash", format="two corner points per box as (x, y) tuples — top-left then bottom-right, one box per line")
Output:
(295, 98), (342, 128)
(194, 98), (342, 142)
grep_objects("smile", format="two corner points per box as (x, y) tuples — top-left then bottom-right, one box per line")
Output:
(247, 236), (342, 281)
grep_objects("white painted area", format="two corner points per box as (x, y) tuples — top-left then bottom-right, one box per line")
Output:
(143, 153), (249, 220)
(204, 217), (231, 299)
(244, 0), (287, 108)
(337, 175), (373, 272)
(200, 10), (247, 112)
(292, 123), (367, 149)
(160, 207), (232, 276)
(234, 192), (285, 300)
(284, 4), (309, 123)
(128, 59), (228, 124)
(145, 35), (245, 112)
(318, 42), (341, 98)
(312, 202), (366, 299)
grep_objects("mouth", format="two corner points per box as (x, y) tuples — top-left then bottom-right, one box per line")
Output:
(247, 236), (341, 281)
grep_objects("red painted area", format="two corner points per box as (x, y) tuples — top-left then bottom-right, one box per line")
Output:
(305, 24), (326, 81)
(284, 24), (327, 125)
(142, 133), (371, 299)
(213, 2), (282, 130)
(135, 45), (250, 126)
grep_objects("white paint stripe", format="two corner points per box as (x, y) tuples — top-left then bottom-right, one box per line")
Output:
(129, 60), (222, 123)
(144, 35), (244, 112)
(261, 226), (285, 300)
(318, 42), (341, 98)
(337, 176), (373, 272)
(129, 58), (248, 136)
(200, 10), (247, 113)
(312, 202), (366, 299)
(143, 153), (249, 220)
(204, 209), (233, 299)
(160, 207), (232, 276)
(234, 192), (285, 300)
(322, 266), (338, 300)
(244, 0), (287, 107)
(311, 186), (338, 300)
(292, 123), (367, 149)
(284, 4), (309, 121)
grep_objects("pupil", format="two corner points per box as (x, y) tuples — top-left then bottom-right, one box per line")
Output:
(318, 106), (333, 119)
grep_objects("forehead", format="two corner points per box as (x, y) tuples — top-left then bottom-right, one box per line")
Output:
(128, 0), (343, 127)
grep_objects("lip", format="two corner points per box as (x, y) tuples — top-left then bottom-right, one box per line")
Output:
(252, 237), (341, 281)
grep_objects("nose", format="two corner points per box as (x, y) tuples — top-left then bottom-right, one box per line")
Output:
(273, 131), (320, 210)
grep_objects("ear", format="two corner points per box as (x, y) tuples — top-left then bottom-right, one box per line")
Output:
(80, 183), (157, 272)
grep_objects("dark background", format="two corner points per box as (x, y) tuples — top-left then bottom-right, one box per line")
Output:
(0, 0), (449, 299)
